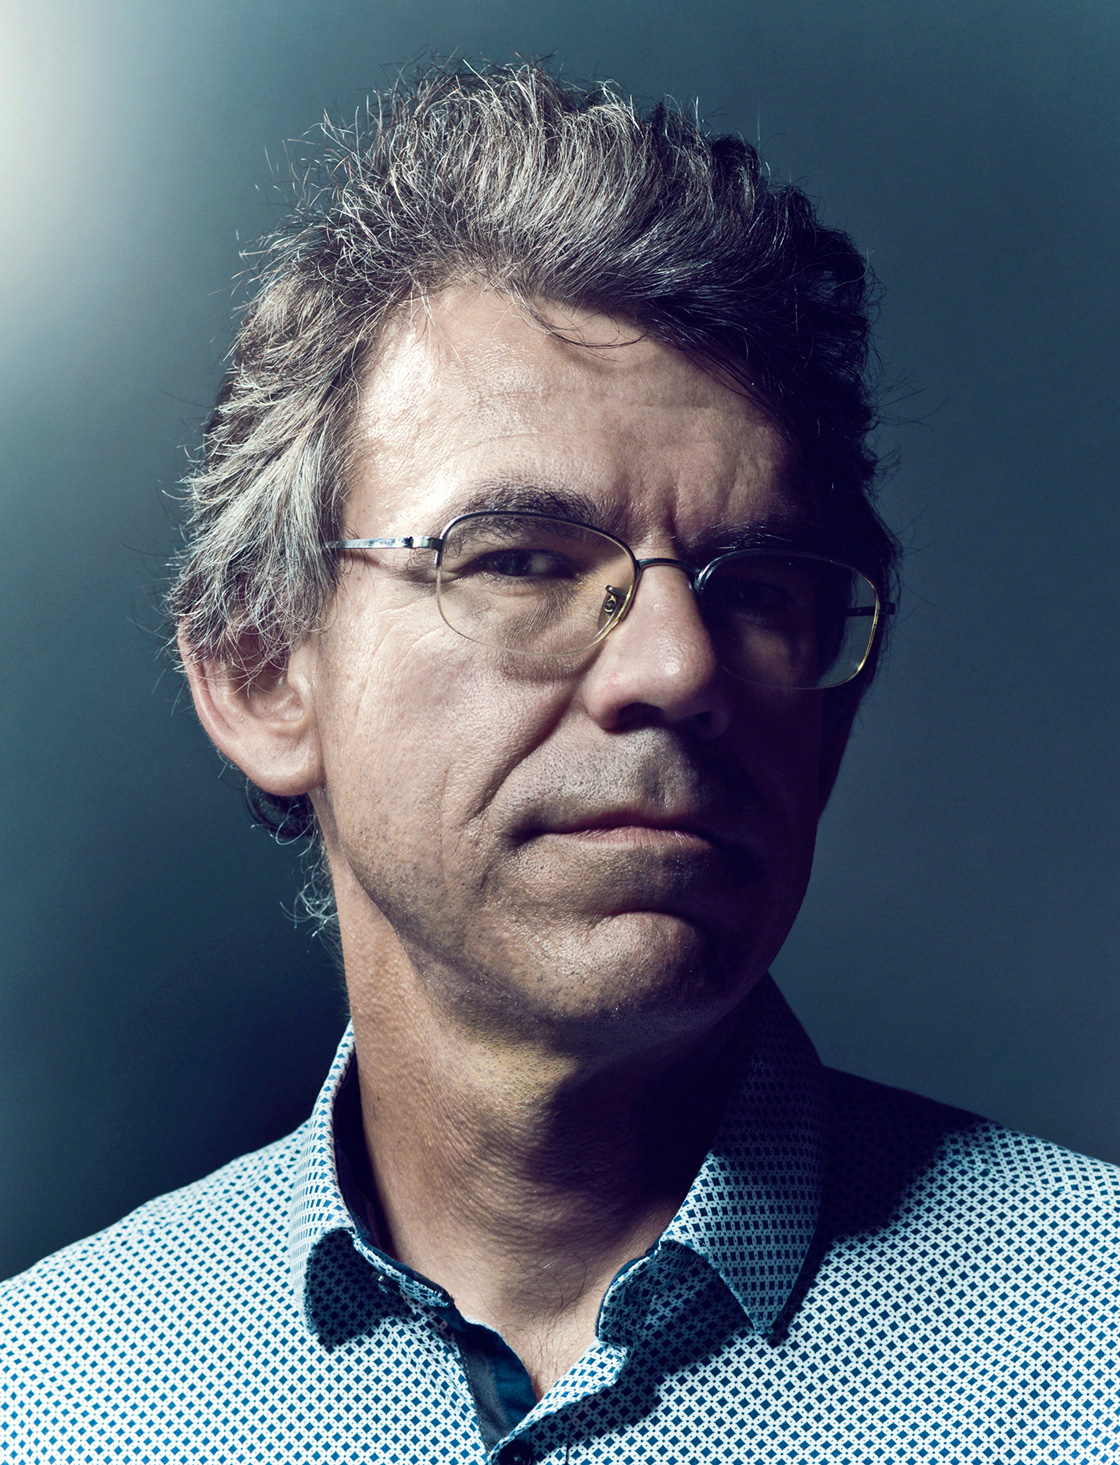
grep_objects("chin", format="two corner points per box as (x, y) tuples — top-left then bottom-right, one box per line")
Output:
(489, 909), (763, 1040)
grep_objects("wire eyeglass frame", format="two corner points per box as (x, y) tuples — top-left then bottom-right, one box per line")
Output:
(325, 508), (895, 691)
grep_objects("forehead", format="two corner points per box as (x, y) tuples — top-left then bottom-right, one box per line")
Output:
(348, 286), (809, 541)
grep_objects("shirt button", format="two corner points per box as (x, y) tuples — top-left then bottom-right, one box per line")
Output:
(499, 1442), (534, 1465)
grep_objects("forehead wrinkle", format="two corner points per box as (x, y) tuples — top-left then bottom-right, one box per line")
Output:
(348, 431), (812, 547)
(355, 288), (766, 461)
(344, 285), (817, 542)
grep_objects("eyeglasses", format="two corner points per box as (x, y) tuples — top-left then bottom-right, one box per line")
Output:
(326, 509), (894, 691)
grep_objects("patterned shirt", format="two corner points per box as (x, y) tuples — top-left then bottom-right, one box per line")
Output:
(3, 977), (1119, 1463)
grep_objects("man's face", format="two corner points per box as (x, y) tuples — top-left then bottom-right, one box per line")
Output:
(299, 287), (840, 1052)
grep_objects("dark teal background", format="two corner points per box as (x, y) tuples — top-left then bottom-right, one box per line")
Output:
(2, 0), (1118, 1280)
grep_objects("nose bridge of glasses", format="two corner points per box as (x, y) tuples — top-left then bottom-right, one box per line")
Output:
(609, 556), (705, 634)
(633, 556), (701, 589)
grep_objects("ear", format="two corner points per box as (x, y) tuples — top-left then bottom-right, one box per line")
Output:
(178, 628), (324, 798)
(817, 698), (857, 815)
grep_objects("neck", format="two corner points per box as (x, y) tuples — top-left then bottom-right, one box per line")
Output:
(341, 917), (758, 1395)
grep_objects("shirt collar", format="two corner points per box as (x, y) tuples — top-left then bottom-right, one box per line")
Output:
(659, 974), (825, 1335)
(289, 974), (825, 1342)
(288, 1026), (358, 1309)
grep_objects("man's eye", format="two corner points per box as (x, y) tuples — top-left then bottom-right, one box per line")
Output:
(717, 580), (801, 617)
(466, 548), (573, 579)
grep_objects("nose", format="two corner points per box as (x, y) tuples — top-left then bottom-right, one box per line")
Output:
(579, 562), (732, 739)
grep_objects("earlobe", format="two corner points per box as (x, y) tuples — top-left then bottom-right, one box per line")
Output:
(178, 628), (324, 798)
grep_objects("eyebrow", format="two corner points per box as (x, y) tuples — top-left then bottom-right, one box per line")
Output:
(709, 517), (828, 556)
(436, 479), (826, 555)
(446, 480), (603, 528)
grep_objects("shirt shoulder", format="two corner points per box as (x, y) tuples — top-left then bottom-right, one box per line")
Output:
(0, 1125), (308, 1345)
(825, 1065), (1120, 1205)
(816, 1067), (1120, 1300)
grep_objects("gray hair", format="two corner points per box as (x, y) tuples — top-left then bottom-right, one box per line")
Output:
(170, 60), (899, 844)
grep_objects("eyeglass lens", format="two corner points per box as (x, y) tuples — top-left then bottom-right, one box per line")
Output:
(436, 512), (879, 689)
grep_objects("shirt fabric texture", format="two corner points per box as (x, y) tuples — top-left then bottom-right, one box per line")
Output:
(2, 975), (1119, 1463)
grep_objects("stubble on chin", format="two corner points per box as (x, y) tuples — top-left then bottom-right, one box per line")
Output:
(356, 841), (780, 1050)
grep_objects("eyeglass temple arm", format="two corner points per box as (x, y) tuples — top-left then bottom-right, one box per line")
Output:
(847, 602), (897, 617)
(325, 537), (443, 550)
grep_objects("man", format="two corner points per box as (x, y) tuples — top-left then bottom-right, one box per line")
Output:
(3, 63), (1117, 1464)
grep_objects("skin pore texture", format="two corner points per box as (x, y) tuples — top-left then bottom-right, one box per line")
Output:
(185, 285), (852, 1395)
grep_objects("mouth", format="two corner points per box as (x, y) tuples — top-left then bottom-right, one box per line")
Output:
(507, 743), (768, 862)
(530, 810), (728, 850)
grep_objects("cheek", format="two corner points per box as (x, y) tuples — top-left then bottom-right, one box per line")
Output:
(316, 624), (573, 869)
